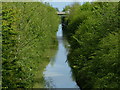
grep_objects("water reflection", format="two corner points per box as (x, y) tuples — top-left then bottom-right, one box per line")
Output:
(43, 24), (79, 88)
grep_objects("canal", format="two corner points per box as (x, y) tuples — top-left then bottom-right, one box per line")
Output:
(43, 24), (79, 88)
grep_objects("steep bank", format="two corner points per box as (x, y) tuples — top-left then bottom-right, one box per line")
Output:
(62, 2), (120, 89)
(2, 2), (59, 88)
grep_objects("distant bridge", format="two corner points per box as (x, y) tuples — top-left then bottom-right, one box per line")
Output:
(57, 11), (69, 17)
(57, 12), (66, 15)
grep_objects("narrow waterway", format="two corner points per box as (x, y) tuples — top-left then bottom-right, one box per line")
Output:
(43, 24), (79, 88)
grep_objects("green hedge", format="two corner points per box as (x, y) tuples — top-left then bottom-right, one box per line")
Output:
(2, 2), (59, 88)
(63, 2), (119, 89)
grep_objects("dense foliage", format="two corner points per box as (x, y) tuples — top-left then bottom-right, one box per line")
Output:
(2, 2), (59, 88)
(62, 2), (120, 89)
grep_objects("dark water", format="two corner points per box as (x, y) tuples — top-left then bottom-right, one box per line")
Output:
(43, 24), (79, 88)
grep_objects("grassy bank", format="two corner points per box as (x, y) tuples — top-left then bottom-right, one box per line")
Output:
(62, 2), (119, 89)
(2, 2), (59, 88)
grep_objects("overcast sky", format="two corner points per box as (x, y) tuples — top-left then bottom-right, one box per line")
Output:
(40, 0), (94, 11)
(49, 2), (81, 11)
(41, 0), (94, 2)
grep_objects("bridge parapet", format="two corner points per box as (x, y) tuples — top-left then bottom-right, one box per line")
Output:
(57, 11), (70, 15)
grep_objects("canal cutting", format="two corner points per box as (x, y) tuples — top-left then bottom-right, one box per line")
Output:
(43, 24), (79, 88)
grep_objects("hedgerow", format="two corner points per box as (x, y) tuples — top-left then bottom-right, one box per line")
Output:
(63, 2), (119, 89)
(2, 2), (59, 88)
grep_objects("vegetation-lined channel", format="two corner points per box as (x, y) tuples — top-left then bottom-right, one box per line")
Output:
(43, 24), (79, 88)
(2, 1), (119, 89)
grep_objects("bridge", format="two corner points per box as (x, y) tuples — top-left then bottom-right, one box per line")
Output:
(57, 11), (69, 17)
(57, 12), (66, 15)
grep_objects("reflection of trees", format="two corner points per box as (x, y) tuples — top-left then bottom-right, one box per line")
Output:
(44, 24), (78, 88)
(50, 56), (56, 66)
(45, 77), (56, 88)
(66, 58), (76, 82)
(63, 37), (78, 85)
(50, 33), (69, 66)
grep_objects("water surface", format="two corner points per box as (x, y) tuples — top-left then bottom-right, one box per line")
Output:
(43, 24), (79, 88)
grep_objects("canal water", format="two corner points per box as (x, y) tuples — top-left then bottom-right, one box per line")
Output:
(43, 24), (79, 88)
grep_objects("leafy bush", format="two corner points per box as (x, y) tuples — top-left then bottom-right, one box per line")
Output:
(63, 2), (119, 89)
(2, 2), (59, 88)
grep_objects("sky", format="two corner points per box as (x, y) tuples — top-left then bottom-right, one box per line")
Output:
(41, 0), (94, 11)
(49, 2), (81, 11)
